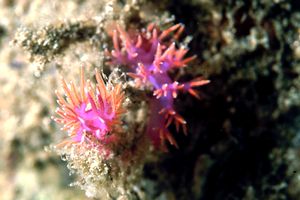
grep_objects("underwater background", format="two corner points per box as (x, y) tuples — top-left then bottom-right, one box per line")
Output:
(1, 0), (300, 199)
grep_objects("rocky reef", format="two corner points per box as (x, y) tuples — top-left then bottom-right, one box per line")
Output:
(0, 0), (300, 199)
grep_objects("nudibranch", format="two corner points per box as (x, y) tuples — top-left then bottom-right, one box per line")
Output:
(52, 67), (125, 147)
(106, 23), (209, 150)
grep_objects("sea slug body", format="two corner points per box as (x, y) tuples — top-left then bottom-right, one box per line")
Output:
(52, 67), (125, 147)
(106, 23), (210, 150)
